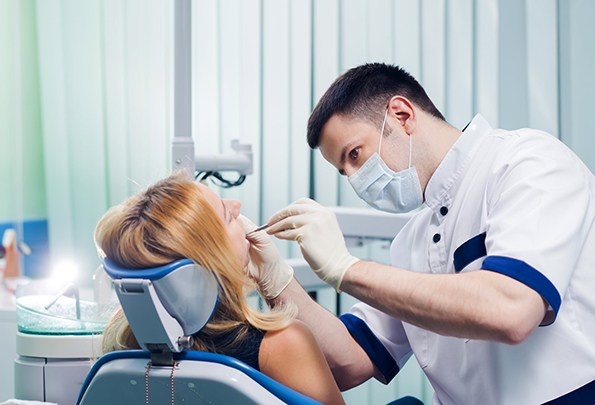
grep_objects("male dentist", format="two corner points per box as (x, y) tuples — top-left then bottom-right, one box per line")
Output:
(243, 63), (595, 404)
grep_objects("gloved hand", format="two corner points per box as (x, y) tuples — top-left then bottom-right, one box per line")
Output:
(266, 198), (359, 291)
(240, 215), (293, 299)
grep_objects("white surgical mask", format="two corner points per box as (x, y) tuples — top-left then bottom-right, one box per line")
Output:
(348, 107), (423, 213)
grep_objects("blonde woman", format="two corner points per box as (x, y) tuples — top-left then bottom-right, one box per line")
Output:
(95, 172), (344, 405)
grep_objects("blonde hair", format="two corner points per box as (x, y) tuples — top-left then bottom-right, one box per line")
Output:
(96, 172), (295, 354)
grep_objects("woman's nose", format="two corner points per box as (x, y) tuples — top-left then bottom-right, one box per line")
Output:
(225, 199), (241, 218)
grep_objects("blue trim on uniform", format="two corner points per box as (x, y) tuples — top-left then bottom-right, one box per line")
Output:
(453, 232), (487, 272)
(77, 350), (322, 405)
(340, 313), (399, 383)
(542, 378), (595, 405)
(103, 258), (193, 280)
(482, 255), (561, 324)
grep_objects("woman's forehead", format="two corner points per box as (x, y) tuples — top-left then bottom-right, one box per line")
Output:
(195, 182), (224, 217)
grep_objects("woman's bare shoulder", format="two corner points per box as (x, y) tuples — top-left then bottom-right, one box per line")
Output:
(259, 320), (345, 405)
(263, 319), (313, 346)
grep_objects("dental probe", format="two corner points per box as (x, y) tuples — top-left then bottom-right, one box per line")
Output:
(246, 224), (269, 236)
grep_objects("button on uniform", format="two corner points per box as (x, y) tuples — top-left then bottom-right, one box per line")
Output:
(433, 233), (441, 243)
(440, 206), (449, 216)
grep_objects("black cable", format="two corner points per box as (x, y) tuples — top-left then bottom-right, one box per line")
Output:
(195, 171), (246, 188)
(195, 171), (211, 181)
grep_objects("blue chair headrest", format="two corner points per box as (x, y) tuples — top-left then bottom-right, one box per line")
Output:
(103, 258), (220, 352)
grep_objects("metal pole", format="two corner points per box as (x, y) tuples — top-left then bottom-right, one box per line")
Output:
(172, 0), (195, 177)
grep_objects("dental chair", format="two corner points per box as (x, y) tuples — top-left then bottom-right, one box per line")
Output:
(76, 258), (321, 404)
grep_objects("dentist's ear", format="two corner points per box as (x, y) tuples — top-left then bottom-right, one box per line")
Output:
(388, 95), (416, 135)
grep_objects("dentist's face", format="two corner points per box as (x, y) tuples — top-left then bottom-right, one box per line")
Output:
(197, 183), (250, 268)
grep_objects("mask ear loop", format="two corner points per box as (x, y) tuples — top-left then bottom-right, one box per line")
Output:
(407, 132), (413, 169)
(377, 106), (390, 154)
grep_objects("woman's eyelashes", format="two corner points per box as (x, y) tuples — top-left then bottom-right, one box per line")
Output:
(222, 200), (240, 224)
(221, 201), (231, 223)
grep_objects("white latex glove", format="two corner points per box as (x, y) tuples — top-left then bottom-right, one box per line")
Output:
(240, 215), (293, 299)
(266, 198), (359, 291)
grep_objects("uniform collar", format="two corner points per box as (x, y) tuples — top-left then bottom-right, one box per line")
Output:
(424, 114), (493, 213)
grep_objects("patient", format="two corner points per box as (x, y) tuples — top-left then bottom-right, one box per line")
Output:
(95, 172), (344, 405)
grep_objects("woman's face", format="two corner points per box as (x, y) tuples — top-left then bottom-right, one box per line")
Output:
(197, 183), (250, 268)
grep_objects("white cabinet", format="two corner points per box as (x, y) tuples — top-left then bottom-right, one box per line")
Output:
(0, 306), (17, 400)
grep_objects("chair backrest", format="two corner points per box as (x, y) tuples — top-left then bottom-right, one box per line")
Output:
(79, 258), (322, 404)
(77, 350), (322, 404)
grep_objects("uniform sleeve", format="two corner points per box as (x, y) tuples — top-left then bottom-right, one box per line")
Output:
(482, 131), (592, 325)
(340, 302), (412, 384)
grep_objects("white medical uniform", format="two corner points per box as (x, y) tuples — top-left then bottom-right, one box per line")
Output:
(340, 115), (595, 404)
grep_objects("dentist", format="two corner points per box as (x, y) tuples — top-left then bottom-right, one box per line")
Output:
(243, 63), (595, 404)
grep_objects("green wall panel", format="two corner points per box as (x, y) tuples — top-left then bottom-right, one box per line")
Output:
(0, 0), (46, 223)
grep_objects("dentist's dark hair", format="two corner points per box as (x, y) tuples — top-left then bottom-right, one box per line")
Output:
(307, 63), (445, 148)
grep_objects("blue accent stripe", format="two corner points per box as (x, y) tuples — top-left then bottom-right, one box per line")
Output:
(340, 313), (399, 383)
(453, 232), (487, 272)
(542, 378), (595, 404)
(482, 255), (561, 325)
(103, 257), (193, 280)
(77, 350), (322, 405)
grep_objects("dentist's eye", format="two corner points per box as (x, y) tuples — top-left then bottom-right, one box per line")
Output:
(348, 147), (360, 161)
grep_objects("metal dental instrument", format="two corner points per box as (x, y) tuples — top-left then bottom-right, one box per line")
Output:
(246, 224), (269, 237)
